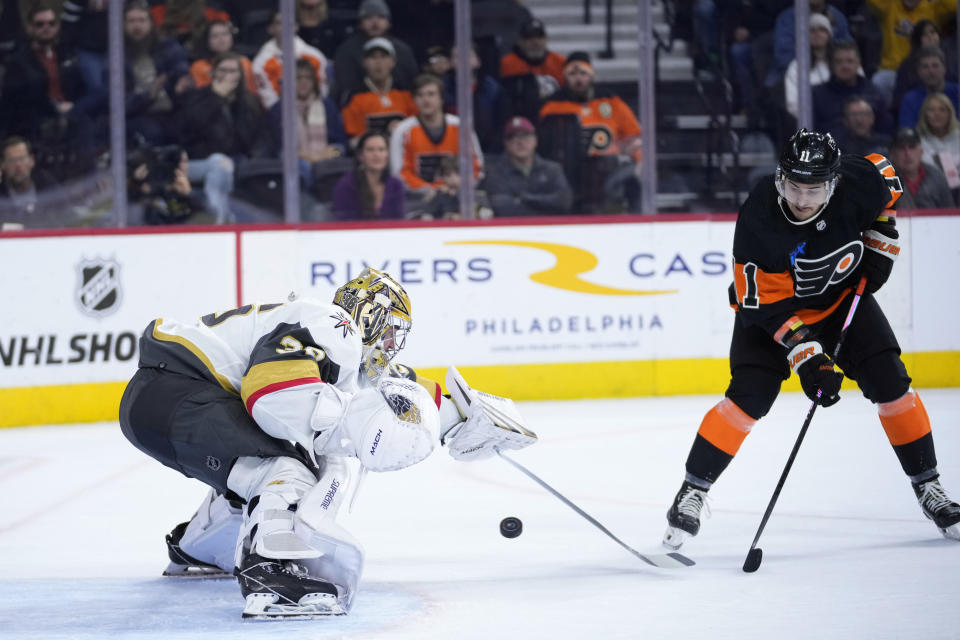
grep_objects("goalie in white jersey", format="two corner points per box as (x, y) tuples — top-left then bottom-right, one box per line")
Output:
(118, 268), (537, 618)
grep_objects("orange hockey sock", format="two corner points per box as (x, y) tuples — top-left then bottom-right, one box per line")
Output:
(697, 398), (756, 456)
(879, 391), (931, 446)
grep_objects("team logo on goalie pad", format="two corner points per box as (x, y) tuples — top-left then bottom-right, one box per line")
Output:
(792, 240), (863, 297)
(76, 258), (122, 317)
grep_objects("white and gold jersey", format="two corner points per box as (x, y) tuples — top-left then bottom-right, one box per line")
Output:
(138, 299), (363, 441)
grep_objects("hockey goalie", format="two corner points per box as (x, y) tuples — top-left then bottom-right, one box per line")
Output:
(118, 267), (536, 618)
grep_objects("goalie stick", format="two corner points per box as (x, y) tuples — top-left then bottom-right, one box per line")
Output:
(742, 276), (867, 573)
(496, 449), (695, 569)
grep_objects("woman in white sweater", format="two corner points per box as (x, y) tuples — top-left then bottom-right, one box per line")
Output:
(784, 13), (834, 119)
(916, 92), (960, 179)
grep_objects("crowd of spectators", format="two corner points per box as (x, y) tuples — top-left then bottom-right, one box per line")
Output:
(1, 0), (957, 229)
(684, 0), (959, 207)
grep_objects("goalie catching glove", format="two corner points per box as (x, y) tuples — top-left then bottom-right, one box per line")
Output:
(441, 367), (538, 461)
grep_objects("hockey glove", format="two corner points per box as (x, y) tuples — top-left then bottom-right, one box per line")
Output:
(788, 341), (843, 407)
(860, 221), (900, 294)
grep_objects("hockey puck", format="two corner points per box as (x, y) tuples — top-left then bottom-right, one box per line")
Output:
(500, 517), (523, 538)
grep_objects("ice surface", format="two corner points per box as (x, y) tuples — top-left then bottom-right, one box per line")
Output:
(1, 390), (958, 639)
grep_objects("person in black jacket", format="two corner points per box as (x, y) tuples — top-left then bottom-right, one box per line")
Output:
(661, 129), (960, 550)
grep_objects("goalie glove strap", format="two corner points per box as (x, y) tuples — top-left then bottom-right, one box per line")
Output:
(787, 340), (825, 374)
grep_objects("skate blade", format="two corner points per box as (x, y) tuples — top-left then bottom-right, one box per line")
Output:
(940, 523), (960, 541)
(162, 561), (231, 578)
(662, 525), (690, 551)
(242, 592), (345, 619)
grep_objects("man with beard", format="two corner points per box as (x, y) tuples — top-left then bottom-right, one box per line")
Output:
(500, 18), (566, 123)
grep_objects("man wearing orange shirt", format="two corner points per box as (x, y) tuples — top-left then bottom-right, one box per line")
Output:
(341, 38), (417, 147)
(500, 18), (566, 122)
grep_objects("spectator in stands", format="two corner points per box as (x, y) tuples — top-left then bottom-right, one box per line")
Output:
(414, 155), (494, 220)
(784, 13), (834, 120)
(123, 1), (192, 145)
(332, 0), (418, 107)
(296, 0), (350, 59)
(813, 41), (893, 138)
(470, 0), (533, 73)
(423, 45), (452, 77)
(500, 18), (566, 123)
(390, 73), (482, 209)
(0, 3), (105, 159)
(540, 51), (642, 212)
(341, 37), (417, 146)
(267, 58), (347, 191)
(834, 96), (892, 156)
(769, 0), (851, 89)
(151, 0), (232, 58)
(128, 146), (211, 225)
(483, 116), (573, 217)
(889, 126), (956, 208)
(915, 92), (960, 188)
(892, 19), (958, 114)
(0, 136), (58, 228)
(190, 20), (257, 95)
(332, 130), (404, 220)
(898, 46), (959, 128)
(252, 9), (328, 110)
(444, 43), (509, 154)
(717, 0), (790, 120)
(866, 0), (957, 100)
(177, 53), (264, 223)
(59, 0), (108, 102)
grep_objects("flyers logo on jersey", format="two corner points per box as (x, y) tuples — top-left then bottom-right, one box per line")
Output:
(793, 240), (863, 297)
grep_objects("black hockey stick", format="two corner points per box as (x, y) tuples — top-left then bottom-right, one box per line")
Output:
(742, 276), (868, 573)
(496, 449), (695, 569)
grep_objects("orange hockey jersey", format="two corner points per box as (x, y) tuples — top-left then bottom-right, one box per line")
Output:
(539, 88), (641, 157)
(341, 87), (417, 140)
(389, 114), (483, 189)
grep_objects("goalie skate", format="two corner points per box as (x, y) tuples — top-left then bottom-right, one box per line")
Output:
(162, 521), (231, 578)
(238, 552), (344, 619)
(242, 592), (346, 619)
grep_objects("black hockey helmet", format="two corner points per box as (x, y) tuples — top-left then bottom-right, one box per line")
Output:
(777, 128), (841, 184)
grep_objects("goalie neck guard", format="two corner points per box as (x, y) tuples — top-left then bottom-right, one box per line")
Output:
(333, 268), (412, 360)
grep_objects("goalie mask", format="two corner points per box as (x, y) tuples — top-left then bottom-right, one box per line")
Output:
(333, 268), (412, 360)
(775, 128), (841, 222)
(341, 377), (439, 472)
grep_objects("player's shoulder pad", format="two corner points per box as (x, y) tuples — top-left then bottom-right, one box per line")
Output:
(293, 299), (363, 359)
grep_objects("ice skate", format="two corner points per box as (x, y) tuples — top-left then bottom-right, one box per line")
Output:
(237, 551), (344, 619)
(162, 521), (232, 578)
(663, 481), (710, 550)
(913, 478), (960, 541)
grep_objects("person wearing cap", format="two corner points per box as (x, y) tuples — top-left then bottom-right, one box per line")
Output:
(898, 45), (960, 129)
(251, 9), (328, 110)
(500, 18), (567, 122)
(783, 13), (833, 119)
(888, 126), (956, 208)
(539, 51), (642, 212)
(482, 117), (573, 217)
(390, 73), (482, 204)
(332, 0), (418, 107)
(769, 0), (850, 89)
(341, 37), (417, 146)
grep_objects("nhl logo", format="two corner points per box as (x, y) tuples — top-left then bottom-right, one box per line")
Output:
(206, 456), (222, 471)
(76, 258), (122, 317)
(816, 220), (827, 231)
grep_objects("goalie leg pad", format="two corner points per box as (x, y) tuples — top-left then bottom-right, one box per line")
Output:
(293, 457), (365, 611)
(166, 488), (242, 575)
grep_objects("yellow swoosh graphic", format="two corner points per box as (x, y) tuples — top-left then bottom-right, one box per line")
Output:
(447, 240), (677, 296)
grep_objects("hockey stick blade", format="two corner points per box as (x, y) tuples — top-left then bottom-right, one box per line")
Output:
(742, 548), (762, 573)
(496, 449), (694, 569)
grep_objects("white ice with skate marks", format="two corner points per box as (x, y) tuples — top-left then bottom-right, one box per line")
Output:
(1, 390), (959, 639)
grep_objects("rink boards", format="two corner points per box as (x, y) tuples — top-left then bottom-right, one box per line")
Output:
(1, 213), (957, 427)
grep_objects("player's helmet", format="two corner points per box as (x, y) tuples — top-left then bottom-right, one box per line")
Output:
(775, 129), (841, 212)
(333, 267), (412, 359)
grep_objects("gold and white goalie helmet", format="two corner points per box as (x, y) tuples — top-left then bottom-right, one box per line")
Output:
(333, 267), (412, 360)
